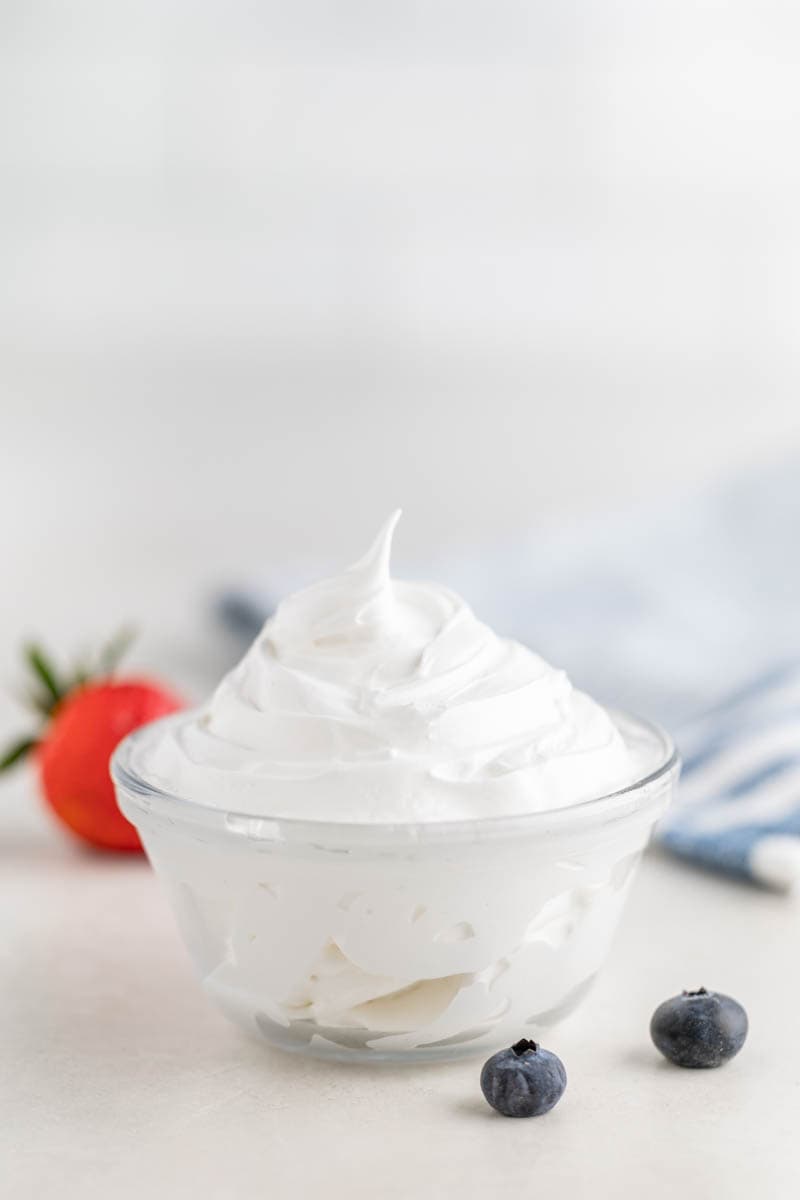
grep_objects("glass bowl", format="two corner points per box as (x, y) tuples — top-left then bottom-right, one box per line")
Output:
(112, 711), (678, 1064)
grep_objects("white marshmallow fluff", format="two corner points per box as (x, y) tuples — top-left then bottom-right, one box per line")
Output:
(139, 511), (637, 821)
(116, 513), (676, 1061)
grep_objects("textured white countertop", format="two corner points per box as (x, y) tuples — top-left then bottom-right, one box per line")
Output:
(2, 776), (798, 1200)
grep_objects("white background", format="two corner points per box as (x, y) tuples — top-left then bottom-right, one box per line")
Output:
(2, 4), (800, 1196)
(4, 1), (800, 696)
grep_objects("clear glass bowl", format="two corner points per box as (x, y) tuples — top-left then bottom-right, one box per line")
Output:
(112, 711), (678, 1064)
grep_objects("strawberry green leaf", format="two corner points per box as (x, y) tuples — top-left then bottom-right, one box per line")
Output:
(20, 686), (57, 719)
(97, 626), (137, 677)
(0, 736), (38, 772)
(24, 644), (63, 709)
(71, 653), (91, 688)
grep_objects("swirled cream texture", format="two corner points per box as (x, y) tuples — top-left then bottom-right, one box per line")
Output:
(142, 512), (636, 820)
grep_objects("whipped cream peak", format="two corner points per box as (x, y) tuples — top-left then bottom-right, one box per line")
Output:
(350, 505), (401, 591)
(140, 514), (638, 821)
(271, 508), (406, 658)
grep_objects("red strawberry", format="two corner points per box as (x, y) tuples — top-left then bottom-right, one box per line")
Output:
(1, 636), (182, 852)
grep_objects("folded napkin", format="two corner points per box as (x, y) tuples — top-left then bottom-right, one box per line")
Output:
(659, 662), (800, 889)
(218, 460), (800, 890)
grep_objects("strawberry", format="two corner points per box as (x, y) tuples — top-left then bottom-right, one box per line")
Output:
(1, 634), (182, 852)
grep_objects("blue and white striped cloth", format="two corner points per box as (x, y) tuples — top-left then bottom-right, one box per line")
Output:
(661, 663), (800, 890)
(217, 462), (800, 891)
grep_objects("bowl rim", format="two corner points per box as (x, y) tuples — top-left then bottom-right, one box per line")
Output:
(111, 709), (680, 847)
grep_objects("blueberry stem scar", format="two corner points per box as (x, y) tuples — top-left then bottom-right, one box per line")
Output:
(683, 987), (708, 997)
(511, 1038), (539, 1056)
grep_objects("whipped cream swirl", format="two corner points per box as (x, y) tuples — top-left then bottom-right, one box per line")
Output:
(142, 512), (635, 820)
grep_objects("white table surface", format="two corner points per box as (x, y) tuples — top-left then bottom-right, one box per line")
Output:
(2, 774), (798, 1200)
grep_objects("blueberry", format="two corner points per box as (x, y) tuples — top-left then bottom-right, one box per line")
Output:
(650, 988), (748, 1068)
(480, 1038), (567, 1117)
